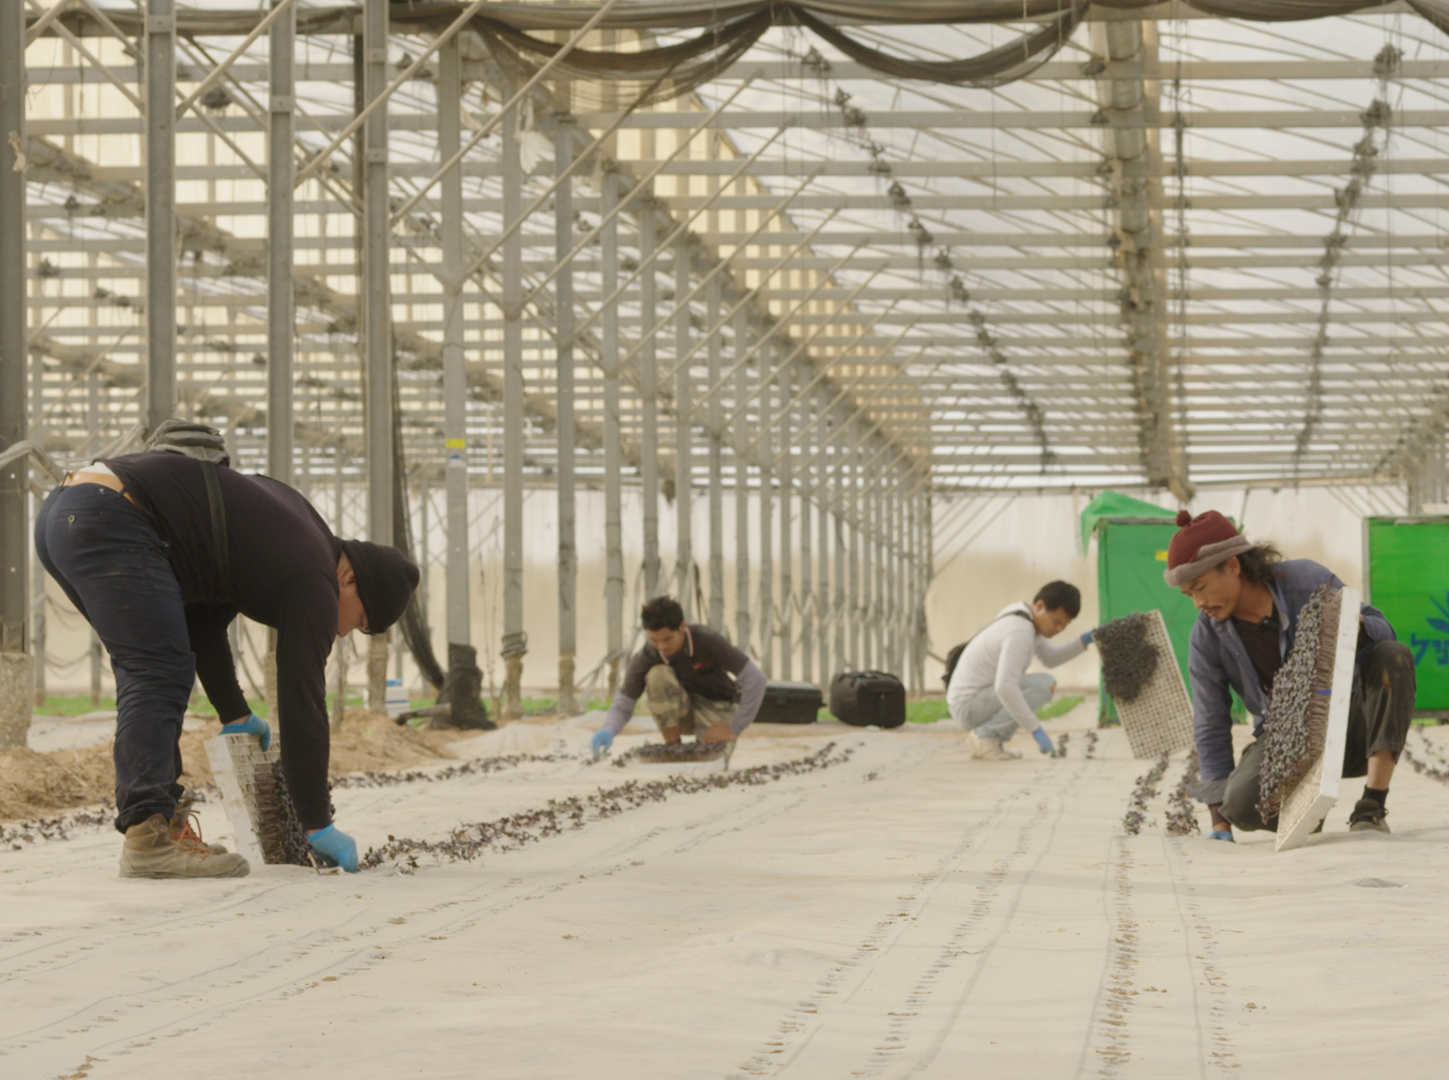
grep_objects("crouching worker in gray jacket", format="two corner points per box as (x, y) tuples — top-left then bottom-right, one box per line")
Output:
(1166, 509), (1414, 840)
(590, 597), (767, 758)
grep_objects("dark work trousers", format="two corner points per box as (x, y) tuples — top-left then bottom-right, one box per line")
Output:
(1220, 640), (1416, 832)
(34, 484), (196, 833)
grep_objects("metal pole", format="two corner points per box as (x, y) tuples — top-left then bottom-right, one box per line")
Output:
(816, 436), (831, 683)
(145, 0), (176, 431)
(638, 198), (660, 599)
(0, 123), (18, 730)
(266, 0), (294, 486)
(555, 123), (578, 714)
(869, 478), (880, 666)
(733, 306), (751, 653)
(673, 238), (692, 612)
(799, 394), (813, 685)
(0, 0), (28, 745)
(601, 170), (624, 696)
(87, 371), (103, 705)
(777, 357), (792, 680)
(361, 0), (392, 710)
(30, 351), (44, 707)
(707, 273), (725, 631)
(758, 366), (773, 676)
(848, 448), (860, 668)
(833, 450), (846, 677)
(439, 39), (471, 662)
(501, 88), (525, 719)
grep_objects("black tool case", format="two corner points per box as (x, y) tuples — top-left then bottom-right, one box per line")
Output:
(829, 670), (907, 728)
(754, 680), (823, 724)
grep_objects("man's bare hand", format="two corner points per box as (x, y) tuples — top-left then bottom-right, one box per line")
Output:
(700, 720), (736, 744)
(660, 727), (683, 745)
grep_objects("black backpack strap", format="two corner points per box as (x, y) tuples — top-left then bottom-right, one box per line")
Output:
(200, 460), (231, 602)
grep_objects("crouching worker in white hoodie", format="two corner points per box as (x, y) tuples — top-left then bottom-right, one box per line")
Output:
(946, 582), (1095, 761)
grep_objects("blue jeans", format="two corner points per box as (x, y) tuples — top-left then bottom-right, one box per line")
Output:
(955, 673), (1056, 741)
(34, 484), (196, 832)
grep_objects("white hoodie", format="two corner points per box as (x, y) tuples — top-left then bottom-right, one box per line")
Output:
(945, 601), (1086, 733)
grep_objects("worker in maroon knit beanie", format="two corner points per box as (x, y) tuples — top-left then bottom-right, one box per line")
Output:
(1165, 509), (1414, 840)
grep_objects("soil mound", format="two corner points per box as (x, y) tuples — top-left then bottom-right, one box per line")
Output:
(0, 707), (471, 823)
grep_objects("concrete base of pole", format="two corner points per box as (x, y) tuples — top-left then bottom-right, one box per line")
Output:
(558, 653), (577, 715)
(504, 655), (524, 719)
(367, 632), (388, 713)
(0, 651), (35, 749)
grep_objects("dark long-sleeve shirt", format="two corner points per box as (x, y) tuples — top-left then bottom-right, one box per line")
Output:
(1187, 558), (1395, 796)
(106, 451), (340, 829)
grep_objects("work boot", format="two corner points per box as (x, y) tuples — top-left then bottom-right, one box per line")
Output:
(120, 814), (250, 879)
(969, 729), (1020, 762)
(171, 792), (228, 855)
(1348, 798), (1391, 834)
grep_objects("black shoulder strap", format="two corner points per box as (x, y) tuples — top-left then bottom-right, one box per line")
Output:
(200, 460), (231, 602)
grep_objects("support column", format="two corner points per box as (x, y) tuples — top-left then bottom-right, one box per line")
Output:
(777, 358), (792, 680)
(501, 91), (525, 718)
(816, 425), (831, 683)
(266, 0), (294, 485)
(555, 124), (578, 714)
(30, 352), (44, 707)
(439, 39), (479, 724)
(832, 439), (847, 676)
(847, 448), (860, 668)
(145, 0), (176, 431)
(874, 480), (886, 670)
(88, 372), (104, 705)
(674, 238), (692, 611)
(601, 171), (625, 696)
(733, 307), (751, 653)
(0, 0), (26, 738)
(799, 397), (813, 685)
(638, 201), (660, 599)
(757, 367), (773, 676)
(362, 0), (392, 709)
(707, 274), (725, 631)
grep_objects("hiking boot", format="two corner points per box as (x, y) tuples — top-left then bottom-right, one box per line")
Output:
(120, 814), (250, 879)
(1348, 798), (1391, 834)
(969, 729), (1021, 762)
(171, 793), (228, 855)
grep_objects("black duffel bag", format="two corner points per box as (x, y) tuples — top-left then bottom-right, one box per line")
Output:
(755, 680), (823, 724)
(829, 670), (906, 729)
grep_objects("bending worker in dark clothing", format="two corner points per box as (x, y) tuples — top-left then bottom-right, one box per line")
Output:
(1165, 509), (1415, 840)
(34, 451), (419, 878)
(590, 596), (767, 758)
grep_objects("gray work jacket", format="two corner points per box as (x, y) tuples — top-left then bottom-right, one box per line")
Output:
(1187, 558), (1395, 795)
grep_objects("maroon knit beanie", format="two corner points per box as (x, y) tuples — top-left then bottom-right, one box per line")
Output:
(1163, 510), (1253, 588)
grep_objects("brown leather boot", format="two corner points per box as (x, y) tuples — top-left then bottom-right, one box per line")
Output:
(120, 814), (250, 879)
(171, 793), (228, 855)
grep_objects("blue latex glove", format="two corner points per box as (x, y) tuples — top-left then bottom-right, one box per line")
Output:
(1031, 727), (1056, 756)
(307, 824), (359, 872)
(1082, 626), (1101, 646)
(221, 712), (271, 752)
(591, 729), (614, 760)
(1206, 829), (1235, 842)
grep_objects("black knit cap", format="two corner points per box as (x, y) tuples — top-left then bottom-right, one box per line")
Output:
(340, 540), (419, 634)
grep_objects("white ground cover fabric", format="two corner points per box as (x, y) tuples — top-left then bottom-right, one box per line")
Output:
(3, 705), (1446, 1078)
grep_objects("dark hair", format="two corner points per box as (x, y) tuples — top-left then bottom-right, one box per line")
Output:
(1225, 543), (1284, 588)
(641, 596), (685, 632)
(1034, 581), (1081, 619)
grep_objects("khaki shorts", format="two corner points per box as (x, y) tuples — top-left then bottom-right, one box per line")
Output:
(645, 665), (737, 739)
